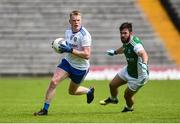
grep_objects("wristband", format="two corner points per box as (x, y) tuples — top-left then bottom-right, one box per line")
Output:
(114, 51), (117, 55)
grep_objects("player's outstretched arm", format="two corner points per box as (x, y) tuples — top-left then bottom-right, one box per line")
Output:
(106, 47), (124, 56)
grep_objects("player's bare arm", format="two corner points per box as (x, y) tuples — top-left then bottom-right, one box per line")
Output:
(72, 46), (91, 59)
(115, 46), (124, 54)
(137, 49), (148, 64)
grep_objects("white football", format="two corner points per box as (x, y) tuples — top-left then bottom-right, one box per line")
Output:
(52, 37), (66, 53)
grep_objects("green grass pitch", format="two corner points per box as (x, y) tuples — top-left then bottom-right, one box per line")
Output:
(0, 77), (180, 123)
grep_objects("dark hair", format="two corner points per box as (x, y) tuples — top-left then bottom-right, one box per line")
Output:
(119, 22), (132, 32)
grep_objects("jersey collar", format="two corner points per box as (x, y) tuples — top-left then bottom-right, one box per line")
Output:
(72, 26), (82, 34)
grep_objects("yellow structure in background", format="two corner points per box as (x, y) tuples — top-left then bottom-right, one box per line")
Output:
(137, 0), (180, 65)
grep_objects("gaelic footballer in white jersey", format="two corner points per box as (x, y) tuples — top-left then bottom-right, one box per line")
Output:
(34, 10), (94, 116)
(64, 26), (91, 70)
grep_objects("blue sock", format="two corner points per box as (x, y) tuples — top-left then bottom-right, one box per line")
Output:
(43, 103), (50, 111)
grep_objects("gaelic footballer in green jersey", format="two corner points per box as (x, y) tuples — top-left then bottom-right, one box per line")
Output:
(100, 22), (149, 112)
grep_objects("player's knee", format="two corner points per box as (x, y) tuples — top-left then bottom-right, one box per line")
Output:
(50, 79), (58, 88)
(109, 83), (116, 89)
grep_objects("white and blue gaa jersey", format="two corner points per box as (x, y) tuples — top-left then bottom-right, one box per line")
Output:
(64, 26), (91, 70)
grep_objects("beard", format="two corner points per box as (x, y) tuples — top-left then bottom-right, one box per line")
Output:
(121, 36), (130, 44)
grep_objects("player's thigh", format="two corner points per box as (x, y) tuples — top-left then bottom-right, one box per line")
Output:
(68, 68), (89, 92)
(127, 76), (149, 92)
(110, 74), (127, 88)
(51, 67), (69, 84)
(68, 81), (80, 93)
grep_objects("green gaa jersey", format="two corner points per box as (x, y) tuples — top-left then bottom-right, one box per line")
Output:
(123, 36), (148, 79)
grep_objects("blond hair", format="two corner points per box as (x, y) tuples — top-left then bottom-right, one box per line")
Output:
(69, 10), (81, 18)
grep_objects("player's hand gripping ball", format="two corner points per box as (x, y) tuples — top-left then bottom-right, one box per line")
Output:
(52, 38), (67, 53)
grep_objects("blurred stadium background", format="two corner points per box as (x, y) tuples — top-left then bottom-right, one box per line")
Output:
(0, 0), (179, 79)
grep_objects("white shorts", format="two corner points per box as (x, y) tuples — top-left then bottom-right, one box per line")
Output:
(117, 66), (149, 91)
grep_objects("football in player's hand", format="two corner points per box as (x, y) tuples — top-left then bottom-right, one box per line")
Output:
(52, 37), (66, 53)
